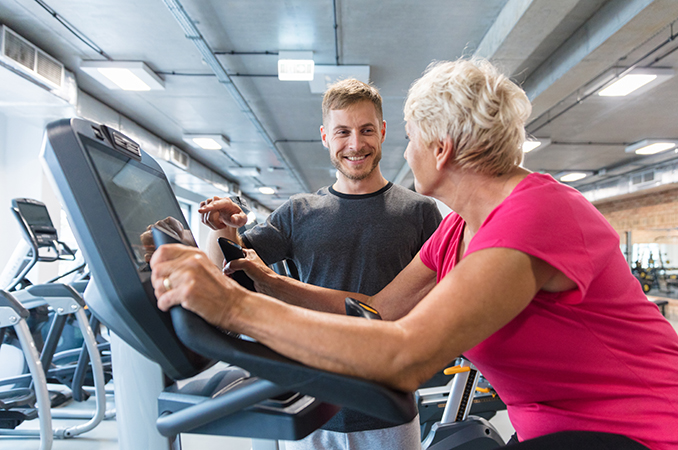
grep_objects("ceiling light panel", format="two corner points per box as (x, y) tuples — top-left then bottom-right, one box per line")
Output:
(258, 186), (276, 195)
(597, 68), (674, 97)
(278, 51), (314, 81)
(559, 172), (589, 182)
(229, 167), (261, 177)
(522, 138), (551, 153)
(625, 139), (678, 155)
(80, 61), (164, 91)
(182, 134), (230, 150)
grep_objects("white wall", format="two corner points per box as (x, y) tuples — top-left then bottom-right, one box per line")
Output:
(434, 197), (453, 218)
(0, 112), (65, 285)
(0, 65), (236, 285)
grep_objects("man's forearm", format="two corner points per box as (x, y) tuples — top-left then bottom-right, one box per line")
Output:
(205, 227), (243, 267)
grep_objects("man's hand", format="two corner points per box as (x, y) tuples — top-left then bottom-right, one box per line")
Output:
(199, 196), (248, 230)
(225, 248), (279, 296)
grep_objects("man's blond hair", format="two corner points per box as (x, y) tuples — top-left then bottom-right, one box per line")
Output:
(322, 78), (383, 125)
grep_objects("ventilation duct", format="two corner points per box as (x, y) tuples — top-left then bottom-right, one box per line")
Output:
(581, 162), (678, 203)
(168, 145), (190, 171)
(1, 25), (64, 89)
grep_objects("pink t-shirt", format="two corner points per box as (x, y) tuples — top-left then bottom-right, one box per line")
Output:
(420, 173), (678, 449)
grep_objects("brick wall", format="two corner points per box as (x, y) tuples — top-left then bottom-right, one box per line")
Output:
(594, 185), (678, 241)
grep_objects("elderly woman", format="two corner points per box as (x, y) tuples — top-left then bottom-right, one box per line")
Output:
(152, 58), (678, 449)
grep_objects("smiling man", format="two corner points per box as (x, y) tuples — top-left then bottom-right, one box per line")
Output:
(321, 83), (386, 193)
(198, 78), (441, 450)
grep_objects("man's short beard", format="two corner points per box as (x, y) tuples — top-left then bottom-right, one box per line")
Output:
(331, 153), (381, 181)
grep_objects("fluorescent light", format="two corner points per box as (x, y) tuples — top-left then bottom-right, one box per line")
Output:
(522, 138), (551, 153)
(246, 211), (257, 225)
(258, 186), (276, 195)
(278, 51), (314, 81)
(625, 139), (678, 155)
(309, 65), (371, 93)
(229, 167), (261, 177)
(522, 141), (541, 152)
(80, 61), (164, 91)
(559, 172), (588, 182)
(96, 68), (150, 90)
(211, 182), (230, 193)
(599, 74), (656, 96)
(635, 142), (675, 155)
(192, 138), (222, 150)
(182, 134), (230, 150)
(597, 68), (674, 97)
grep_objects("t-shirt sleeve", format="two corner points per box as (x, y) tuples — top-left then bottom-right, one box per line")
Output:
(242, 201), (294, 266)
(419, 212), (461, 273)
(465, 185), (604, 303)
(419, 229), (438, 272)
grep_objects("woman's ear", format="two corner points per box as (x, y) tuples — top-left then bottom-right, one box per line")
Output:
(434, 137), (454, 171)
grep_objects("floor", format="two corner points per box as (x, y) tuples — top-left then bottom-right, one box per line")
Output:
(2, 383), (252, 450)
(2, 378), (514, 450)
(3, 317), (677, 450)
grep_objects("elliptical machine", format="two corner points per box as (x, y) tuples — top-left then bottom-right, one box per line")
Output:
(0, 198), (110, 448)
(0, 198), (81, 292)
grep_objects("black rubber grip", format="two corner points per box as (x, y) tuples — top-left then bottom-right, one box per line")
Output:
(218, 238), (256, 291)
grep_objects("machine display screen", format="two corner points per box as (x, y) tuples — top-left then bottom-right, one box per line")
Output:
(16, 202), (55, 229)
(82, 137), (196, 268)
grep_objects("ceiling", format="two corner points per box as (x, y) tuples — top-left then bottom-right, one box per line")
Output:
(1, 0), (678, 211)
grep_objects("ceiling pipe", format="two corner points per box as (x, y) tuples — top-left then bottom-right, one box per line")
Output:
(333, 0), (340, 65)
(34, 0), (112, 60)
(160, 0), (310, 193)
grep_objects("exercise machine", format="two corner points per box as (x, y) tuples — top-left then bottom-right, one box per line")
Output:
(40, 117), (510, 449)
(417, 368), (506, 438)
(0, 284), (108, 445)
(0, 198), (81, 292)
(40, 117), (420, 449)
(0, 290), (53, 450)
(0, 199), (110, 446)
(345, 298), (504, 449)
(1, 198), (109, 396)
(420, 358), (504, 449)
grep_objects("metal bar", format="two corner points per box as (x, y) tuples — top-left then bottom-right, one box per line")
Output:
(156, 379), (288, 437)
(13, 319), (53, 450)
(40, 314), (68, 374)
(53, 308), (107, 438)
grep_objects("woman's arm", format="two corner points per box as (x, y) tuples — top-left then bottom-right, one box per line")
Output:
(152, 245), (563, 392)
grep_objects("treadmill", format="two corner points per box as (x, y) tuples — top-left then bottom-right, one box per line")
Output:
(39, 118), (416, 447)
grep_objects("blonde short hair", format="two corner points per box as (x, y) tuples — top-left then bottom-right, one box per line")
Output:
(404, 58), (531, 176)
(322, 78), (383, 125)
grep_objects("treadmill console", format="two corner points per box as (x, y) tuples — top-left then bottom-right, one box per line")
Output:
(11, 198), (58, 248)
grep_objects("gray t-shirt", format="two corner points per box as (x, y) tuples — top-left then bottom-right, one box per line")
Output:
(243, 182), (442, 296)
(242, 182), (442, 432)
